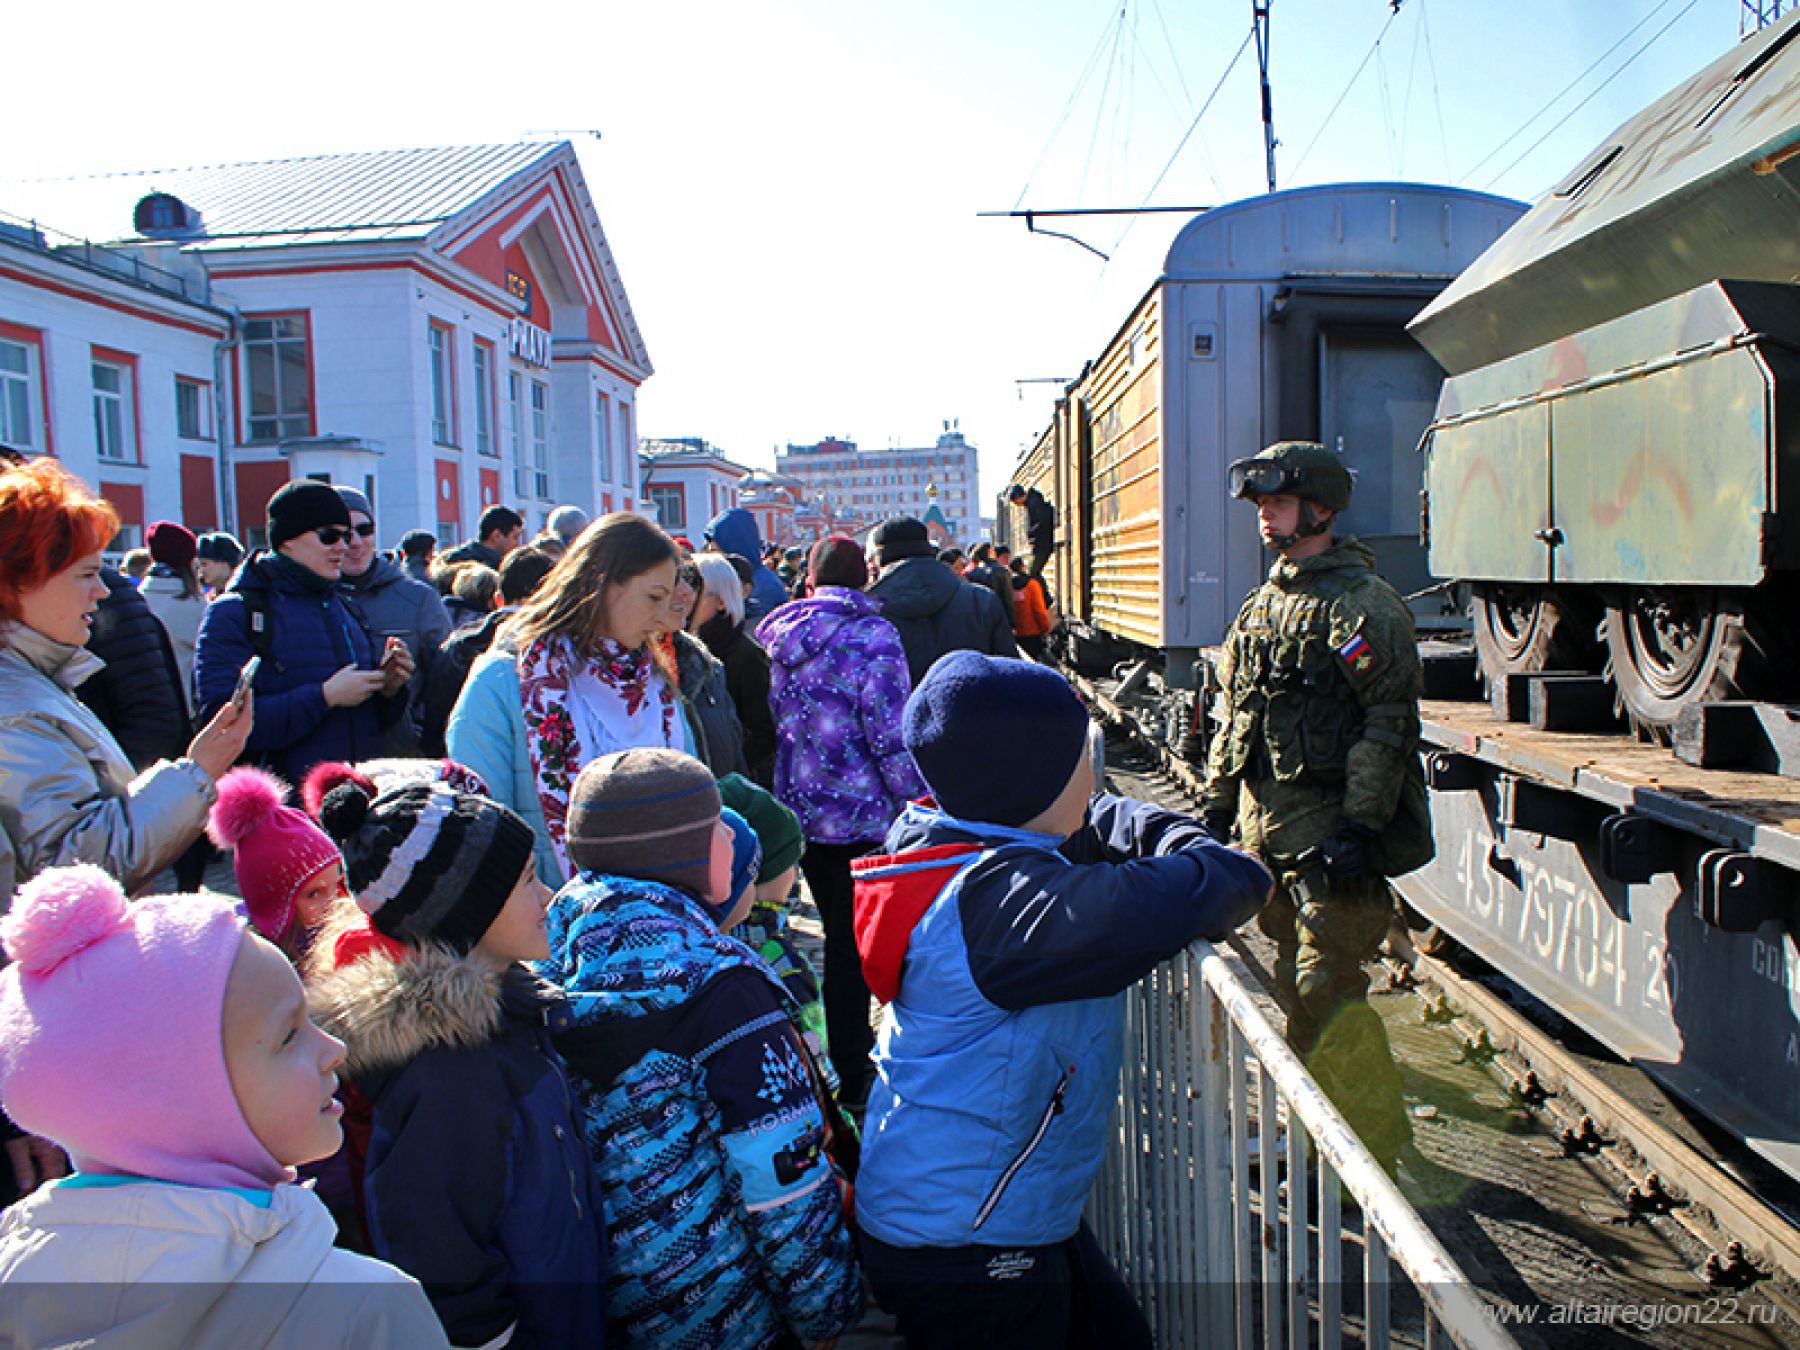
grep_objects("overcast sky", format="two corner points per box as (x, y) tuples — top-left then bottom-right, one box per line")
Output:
(5, 0), (1755, 498)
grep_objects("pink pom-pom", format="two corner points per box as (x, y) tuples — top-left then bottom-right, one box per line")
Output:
(300, 762), (376, 822)
(0, 864), (130, 975)
(207, 767), (290, 850)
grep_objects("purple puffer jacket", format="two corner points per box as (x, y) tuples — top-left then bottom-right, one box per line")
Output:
(757, 587), (926, 845)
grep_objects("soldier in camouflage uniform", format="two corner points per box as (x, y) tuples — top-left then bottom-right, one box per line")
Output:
(1201, 441), (1432, 1170)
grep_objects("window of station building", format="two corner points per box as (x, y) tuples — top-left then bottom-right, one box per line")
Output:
(472, 341), (497, 457)
(596, 391), (611, 483)
(647, 484), (685, 531)
(0, 333), (44, 451)
(509, 371), (527, 498)
(176, 376), (212, 440)
(429, 322), (457, 446)
(91, 355), (137, 463)
(616, 402), (634, 487)
(243, 314), (312, 443)
(526, 378), (550, 499)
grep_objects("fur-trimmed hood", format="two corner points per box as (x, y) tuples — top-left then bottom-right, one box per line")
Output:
(308, 942), (508, 1078)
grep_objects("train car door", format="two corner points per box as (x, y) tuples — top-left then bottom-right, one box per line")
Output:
(1319, 326), (1446, 627)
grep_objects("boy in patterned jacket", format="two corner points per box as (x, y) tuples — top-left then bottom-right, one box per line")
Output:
(538, 747), (863, 1350)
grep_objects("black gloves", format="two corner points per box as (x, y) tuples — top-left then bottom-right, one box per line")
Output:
(1202, 810), (1235, 843)
(1319, 818), (1378, 884)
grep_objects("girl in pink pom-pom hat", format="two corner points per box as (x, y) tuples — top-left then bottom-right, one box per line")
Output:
(0, 864), (449, 1349)
(206, 766), (346, 958)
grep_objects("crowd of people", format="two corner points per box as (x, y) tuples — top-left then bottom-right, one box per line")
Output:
(0, 448), (1281, 1350)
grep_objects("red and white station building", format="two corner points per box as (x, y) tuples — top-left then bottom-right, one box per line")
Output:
(0, 142), (652, 548)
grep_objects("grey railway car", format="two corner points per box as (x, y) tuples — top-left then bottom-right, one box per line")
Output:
(1004, 182), (1524, 682)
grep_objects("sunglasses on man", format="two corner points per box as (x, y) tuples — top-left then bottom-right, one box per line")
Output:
(314, 523), (377, 546)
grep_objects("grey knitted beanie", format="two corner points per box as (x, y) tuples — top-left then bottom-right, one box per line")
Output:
(567, 749), (720, 895)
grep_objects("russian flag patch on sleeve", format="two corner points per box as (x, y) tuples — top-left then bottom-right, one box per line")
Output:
(1337, 631), (1376, 672)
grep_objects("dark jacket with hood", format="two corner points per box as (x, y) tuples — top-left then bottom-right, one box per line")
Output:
(851, 796), (1271, 1249)
(697, 613), (776, 785)
(672, 629), (749, 779)
(77, 567), (189, 771)
(308, 948), (608, 1350)
(421, 606), (508, 757)
(193, 553), (405, 784)
(1017, 488), (1057, 557)
(340, 554), (453, 755)
(705, 509), (788, 627)
(439, 539), (505, 571)
(867, 556), (1018, 687)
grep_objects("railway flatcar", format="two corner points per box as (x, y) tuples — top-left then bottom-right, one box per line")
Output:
(1409, 8), (1800, 740)
(1005, 182), (1524, 684)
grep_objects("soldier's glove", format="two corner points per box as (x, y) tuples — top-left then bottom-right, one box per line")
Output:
(1202, 810), (1235, 843)
(1319, 819), (1378, 885)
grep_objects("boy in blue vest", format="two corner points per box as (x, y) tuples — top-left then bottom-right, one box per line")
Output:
(852, 652), (1273, 1349)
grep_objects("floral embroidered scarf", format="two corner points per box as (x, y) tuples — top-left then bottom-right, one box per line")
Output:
(517, 634), (681, 872)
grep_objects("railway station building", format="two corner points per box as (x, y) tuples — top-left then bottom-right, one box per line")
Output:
(0, 141), (652, 549)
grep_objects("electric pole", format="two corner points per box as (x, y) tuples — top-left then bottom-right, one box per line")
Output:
(1254, 1), (1277, 193)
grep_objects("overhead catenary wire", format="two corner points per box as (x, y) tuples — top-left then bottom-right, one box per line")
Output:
(1458, 0), (1681, 187)
(1287, 3), (1404, 183)
(1418, 0), (1453, 181)
(1013, 5), (1128, 212)
(1481, 0), (1701, 191)
(1110, 22), (1255, 256)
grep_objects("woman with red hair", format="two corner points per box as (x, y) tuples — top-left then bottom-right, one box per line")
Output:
(0, 458), (252, 911)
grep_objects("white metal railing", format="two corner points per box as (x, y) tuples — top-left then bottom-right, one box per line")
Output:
(1090, 939), (1518, 1350)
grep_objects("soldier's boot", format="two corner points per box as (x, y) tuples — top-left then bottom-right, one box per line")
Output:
(1303, 999), (1412, 1177)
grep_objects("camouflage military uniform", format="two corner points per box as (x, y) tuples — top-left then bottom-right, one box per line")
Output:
(1203, 535), (1422, 1165)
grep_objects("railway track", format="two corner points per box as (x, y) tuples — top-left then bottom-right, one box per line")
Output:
(1075, 669), (1800, 1345)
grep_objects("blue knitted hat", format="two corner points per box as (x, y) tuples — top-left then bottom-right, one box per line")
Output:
(712, 806), (761, 925)
(903, 652), (1091, 827)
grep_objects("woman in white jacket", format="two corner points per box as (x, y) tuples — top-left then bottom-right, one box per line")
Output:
(138, 520), (209, 712)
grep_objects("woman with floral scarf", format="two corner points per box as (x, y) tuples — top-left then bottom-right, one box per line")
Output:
(445, 513), (690, 884)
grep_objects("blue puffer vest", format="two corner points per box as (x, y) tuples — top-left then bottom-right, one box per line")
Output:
(855, 825), (1126, 1250)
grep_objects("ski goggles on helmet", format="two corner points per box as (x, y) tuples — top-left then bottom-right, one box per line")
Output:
(1227, 457), (1299, 500)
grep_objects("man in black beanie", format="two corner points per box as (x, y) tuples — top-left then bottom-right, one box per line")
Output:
(867, 516), (1016, 687)
(192, 478), (411, 784)
(266, 479), (353, 548)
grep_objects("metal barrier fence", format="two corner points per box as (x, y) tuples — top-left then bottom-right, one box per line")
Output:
(1090, 939), (1518, 1350)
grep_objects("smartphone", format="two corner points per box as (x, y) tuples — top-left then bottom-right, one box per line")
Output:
(232, 656), (261, 709)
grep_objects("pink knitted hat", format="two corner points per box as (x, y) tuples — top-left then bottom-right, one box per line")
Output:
(207, 768), (343, 940)
(0, 865), (290, 1190)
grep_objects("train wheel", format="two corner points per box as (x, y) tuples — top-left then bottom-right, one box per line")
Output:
(1470, 584), (1600, 687)
(1601, 588), (1776, 743)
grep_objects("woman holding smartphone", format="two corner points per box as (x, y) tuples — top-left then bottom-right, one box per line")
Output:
(193, 480), (411, 788)
(0, 456), (253, 910)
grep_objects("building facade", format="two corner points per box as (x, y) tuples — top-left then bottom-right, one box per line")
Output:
(0, 142), (651, 549)
(640, 438), (750, 542)
(774, 426), (981, 543)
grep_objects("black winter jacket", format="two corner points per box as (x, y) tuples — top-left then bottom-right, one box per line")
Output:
(698, 615), (776, 786)
(420, 607), (508, 757)
(309, 950), (608, 1350)
(868, 557), (1019, 688)
(77, 568), (190, 771)
(1020, 488), (1057, 556)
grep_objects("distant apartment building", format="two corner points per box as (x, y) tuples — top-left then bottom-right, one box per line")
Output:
(775, 426), (981, 543)
(0, 141), (650, 549)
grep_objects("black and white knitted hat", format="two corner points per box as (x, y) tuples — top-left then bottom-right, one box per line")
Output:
(316, 779), (535, 953)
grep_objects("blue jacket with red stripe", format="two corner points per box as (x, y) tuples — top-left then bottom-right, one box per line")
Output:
(850, 795), (1271, 1249)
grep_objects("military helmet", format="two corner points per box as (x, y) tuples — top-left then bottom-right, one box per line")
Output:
(1227, 441), (1354, 512)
